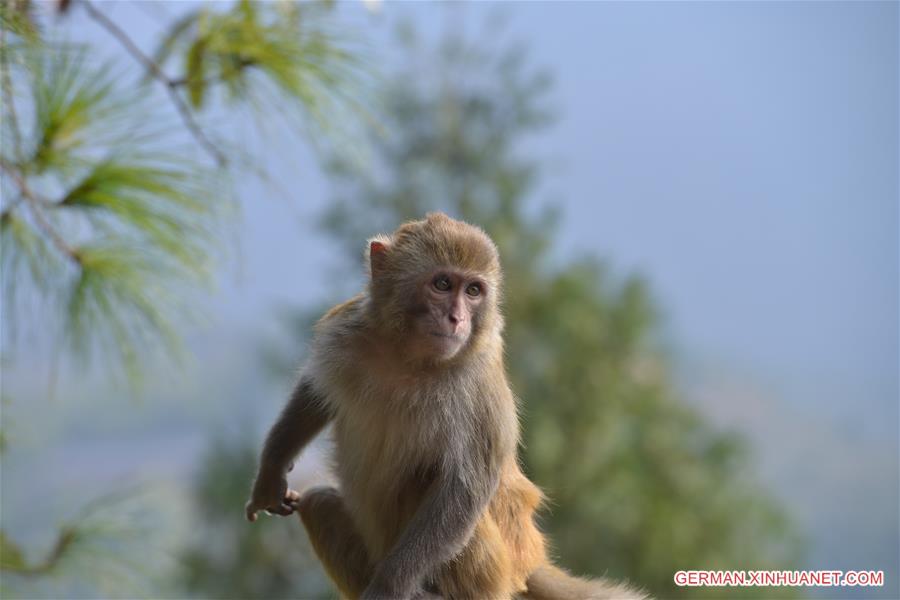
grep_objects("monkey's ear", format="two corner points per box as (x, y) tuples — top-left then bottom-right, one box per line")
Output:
(366, 236), (391, 277)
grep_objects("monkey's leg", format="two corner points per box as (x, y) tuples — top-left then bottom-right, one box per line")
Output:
(298, 487), (375, 599)
(299, 487), (444, 599)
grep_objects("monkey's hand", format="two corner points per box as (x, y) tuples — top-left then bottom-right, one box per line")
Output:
(245, 469), (301, 522)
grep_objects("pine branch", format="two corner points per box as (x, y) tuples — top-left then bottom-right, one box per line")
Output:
(1, 24), (27, 220)
(80, 0), (226, 167)
(0, 27), (24, 162)
(167, 57), (256, 89)
(0, 159), (81, 265)
(0, 527), (78, 576)
(0, 194), (26, 220)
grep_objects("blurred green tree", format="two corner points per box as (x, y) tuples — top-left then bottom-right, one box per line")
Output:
(1, 1), (364, 595)
(178, 435), (332, 600)
(314, 25), (804, 599)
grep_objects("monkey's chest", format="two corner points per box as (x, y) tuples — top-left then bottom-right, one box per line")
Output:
(328, 375), (458, 470)
(331, 397), (448, 486)
(328, 391), (453, 554)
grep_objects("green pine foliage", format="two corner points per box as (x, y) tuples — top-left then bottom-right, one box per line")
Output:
(1, 0), (365, 380)
(0, 487), (176, 598)
(1, 44), (219, 380)
(149, 0), (369, 154)
(1, 1), (366, 595)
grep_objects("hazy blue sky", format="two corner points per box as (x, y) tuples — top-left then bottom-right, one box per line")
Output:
(201, 0), (900, 435)
(154, 0), (897, 425)
(5, 2), (898, 598)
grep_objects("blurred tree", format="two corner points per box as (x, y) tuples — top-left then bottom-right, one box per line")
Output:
(1, 0), (366, 595)
(314, 24), (804, 599)
(178, 435), (332, 600)
(1, 485), (187, 598)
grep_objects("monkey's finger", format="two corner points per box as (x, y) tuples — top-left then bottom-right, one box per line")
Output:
(284, 489), (301, 502)
(245, 503), (259, 522)
(280, 502), (298, 515)
(265, 503), (295, 516)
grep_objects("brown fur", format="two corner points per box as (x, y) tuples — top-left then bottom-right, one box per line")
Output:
(247, 213), (645, 599)
(523, 565), (648, 600)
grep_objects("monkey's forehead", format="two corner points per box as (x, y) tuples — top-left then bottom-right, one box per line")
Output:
(391, 226), (501, 276)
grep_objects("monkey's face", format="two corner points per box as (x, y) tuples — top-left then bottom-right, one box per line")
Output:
(409, 269), (487, 360)
(367, 213), (502, 363)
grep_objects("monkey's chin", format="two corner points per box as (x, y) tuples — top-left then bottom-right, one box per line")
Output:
(425, 333), (465, 361)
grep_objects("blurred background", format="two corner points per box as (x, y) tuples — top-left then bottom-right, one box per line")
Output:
(1, 1), (896, 599)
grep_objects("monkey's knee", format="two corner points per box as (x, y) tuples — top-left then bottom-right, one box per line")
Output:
(299, 485), (353, 539)
(298, 486), (346, 542)
(297, 486), (373, 599)
(298, 486), (342, 520)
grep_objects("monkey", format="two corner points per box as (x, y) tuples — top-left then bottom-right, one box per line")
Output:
(245, 213), (646, 600)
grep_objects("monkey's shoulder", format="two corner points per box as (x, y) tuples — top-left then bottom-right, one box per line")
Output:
(317, 294), (367, 328)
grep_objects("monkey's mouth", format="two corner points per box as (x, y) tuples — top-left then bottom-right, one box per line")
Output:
(429, 331), (460, 341)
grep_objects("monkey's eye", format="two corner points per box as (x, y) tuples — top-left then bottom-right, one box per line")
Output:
(433, 275), (452, 292)
(465, 283), (482, 297)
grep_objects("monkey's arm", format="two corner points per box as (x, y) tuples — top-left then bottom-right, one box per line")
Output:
(245, 377), (332, 522)
(362, 448), (501, 599)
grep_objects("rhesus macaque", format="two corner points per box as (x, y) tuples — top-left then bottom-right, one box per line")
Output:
(246, 213), (645, 600)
